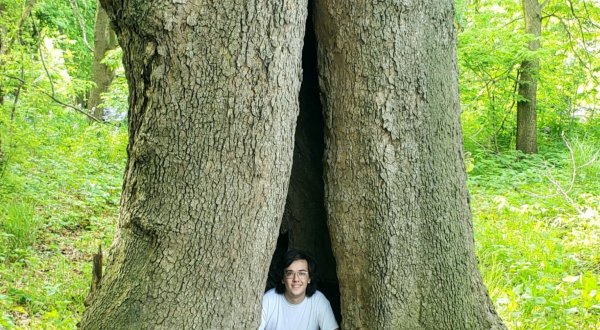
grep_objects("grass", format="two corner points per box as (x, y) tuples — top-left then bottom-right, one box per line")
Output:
(1, 203), (37, 252)
(0, 101), (598, 328)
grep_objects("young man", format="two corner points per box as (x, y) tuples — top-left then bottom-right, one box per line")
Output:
(259, 249), (339, 330)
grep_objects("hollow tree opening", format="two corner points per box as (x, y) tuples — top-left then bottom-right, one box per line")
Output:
(266, 2), (341, 322)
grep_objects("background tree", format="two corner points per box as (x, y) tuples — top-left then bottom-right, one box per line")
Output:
(87, 0), (117, 119)
(34, 0), (95, 96)
(516, 0), (544, 153)
(458, 0), (600, 152)
(0, 2), (6, 105)
(0, 0), (36, 109)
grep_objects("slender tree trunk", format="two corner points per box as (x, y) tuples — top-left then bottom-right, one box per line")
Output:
(87, 0), (117, 118)
(516, 0), (542, 154)
(0, 0), (37, 105)
(17, 0), (36, 44)
(314, 1), (505, 328)
(79, 0), (307, 328)
(0, 0), (37, 111)
(0, 3), (5, 105)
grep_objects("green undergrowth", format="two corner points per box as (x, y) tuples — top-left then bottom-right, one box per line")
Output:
(0, 103), (126, 329)
(1, 101), (599, 328)
(468, 135), (600, 329)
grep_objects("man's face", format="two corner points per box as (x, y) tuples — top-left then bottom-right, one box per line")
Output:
(282, 259), (311, 302)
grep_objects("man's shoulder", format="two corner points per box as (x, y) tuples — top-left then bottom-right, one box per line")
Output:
(312, 290), (326, 296)
(308, 290), (330, 304)
(264, 288), (279, 295)
(263, 288), (281, 301)
(310, 290), (327, 299)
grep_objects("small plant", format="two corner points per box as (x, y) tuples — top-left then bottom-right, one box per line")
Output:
(0, 203), (38, 255)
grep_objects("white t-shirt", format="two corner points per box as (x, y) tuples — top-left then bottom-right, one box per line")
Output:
(259, 288), (338, 330)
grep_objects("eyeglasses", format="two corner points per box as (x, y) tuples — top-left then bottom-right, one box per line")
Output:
(284, 270), (309, 279)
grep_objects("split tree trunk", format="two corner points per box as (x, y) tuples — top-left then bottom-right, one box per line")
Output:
(81, 0), (506, 328)
(314, 1), (506, 328)
(79, 0), (307, 328)
(87, 0), (117, 119)
(516, 0), (542, 154)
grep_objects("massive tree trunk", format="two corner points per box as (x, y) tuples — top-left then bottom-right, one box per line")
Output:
(87, 0), (117, 119)
(516, 0), (542, 154)
(314, 1), (505, 328)
(81, 0), (505, 328)
(79, 0), (307, 328)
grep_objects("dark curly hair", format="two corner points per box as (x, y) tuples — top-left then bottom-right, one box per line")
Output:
(274, 249), (318, 297)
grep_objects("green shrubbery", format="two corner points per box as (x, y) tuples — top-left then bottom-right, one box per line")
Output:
(467, 135), (600, 329)
(0, 102), (126, 328)
(1, 100), (598, 328)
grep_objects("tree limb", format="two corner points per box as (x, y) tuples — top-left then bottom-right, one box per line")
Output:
(4, 74), (103, 122)
(546, 12), (600, 86)
(34, 18), (56, 97)
(69, 0), (94, 52)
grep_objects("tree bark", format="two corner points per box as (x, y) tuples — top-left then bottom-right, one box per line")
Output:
(79, 0), (307, 328)
(87, 0), (117, 118)
(314, 1), (505, 328)
(0, 3), (5, 105)
(516, 0), (541, 154)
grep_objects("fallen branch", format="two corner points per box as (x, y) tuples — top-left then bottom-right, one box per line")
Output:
(3, 74), (103, 122)
(523, 132), (597, 215)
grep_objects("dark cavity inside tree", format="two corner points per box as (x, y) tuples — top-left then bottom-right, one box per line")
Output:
(266, 4), (341, 321)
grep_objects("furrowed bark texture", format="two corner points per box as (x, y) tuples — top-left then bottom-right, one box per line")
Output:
(314, 1), (505, 328)
(79, 0), (307, 328)
(88, 0), (117, 118)
(516, 0), (541, 154)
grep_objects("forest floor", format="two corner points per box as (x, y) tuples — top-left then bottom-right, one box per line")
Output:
(0, 111), (599, 329)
